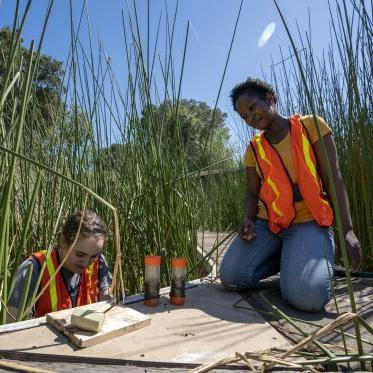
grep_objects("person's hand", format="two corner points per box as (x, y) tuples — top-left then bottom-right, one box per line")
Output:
(240, 218), (256, 241)
(345, 230), (363, 272)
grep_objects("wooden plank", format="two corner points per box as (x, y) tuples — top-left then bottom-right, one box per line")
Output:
(0, 359), (256, 372)
(46, 301), (150, 348)
(0, 317), (47, 334)
(0, 351), (252, 372)
(0, 360), (56, 373)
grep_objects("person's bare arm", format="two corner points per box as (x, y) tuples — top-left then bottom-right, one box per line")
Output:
(313, 133), (363, 271)
(240, 166), (261, 241)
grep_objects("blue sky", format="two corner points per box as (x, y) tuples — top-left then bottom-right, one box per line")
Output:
(0, 0), (337, 148)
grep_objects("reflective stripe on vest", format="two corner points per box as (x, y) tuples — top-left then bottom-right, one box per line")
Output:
(251, 114), (334, 233)
(44, 250), (58, 312)
(87, 262), (95, 304)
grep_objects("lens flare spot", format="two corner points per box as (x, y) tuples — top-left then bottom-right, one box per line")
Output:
(258, 22), (276, 47)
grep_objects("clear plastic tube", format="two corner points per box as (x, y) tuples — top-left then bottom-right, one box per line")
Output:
(144, 255), (161, 306)
(170, 258), (186, 305)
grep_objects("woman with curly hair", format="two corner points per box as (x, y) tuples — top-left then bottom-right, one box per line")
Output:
(8, 210), (112, 320)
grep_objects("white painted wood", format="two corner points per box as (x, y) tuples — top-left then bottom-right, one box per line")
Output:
(0, 317), (47, 333)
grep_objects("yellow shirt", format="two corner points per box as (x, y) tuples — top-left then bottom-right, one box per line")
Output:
(244, 115), (332, 223)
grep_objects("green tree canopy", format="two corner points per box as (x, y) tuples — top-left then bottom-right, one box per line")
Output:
(100, 100), (234, 172)
(142, 99), (235, 171)
(0, 27), (64, 124)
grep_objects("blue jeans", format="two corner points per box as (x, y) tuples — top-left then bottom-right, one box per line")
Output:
(220, 218), (335, 312)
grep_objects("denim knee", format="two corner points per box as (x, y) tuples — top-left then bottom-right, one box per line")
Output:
(281, 280), (331, 312)
(220, 262), (257, 291)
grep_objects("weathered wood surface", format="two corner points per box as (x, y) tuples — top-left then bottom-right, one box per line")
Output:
(0, 317), (47, 334)
(240, 275), (373, 353)
(0, 283), (289, 364)
(0, 356), (364, 373)
(0, 362), (258, 373)
(199, 230), (373, 370)
(47, 302), (151, 348)
(2, 231), (371, 372)
(0, 359), (55, 373)
(0, 351), (265, 372)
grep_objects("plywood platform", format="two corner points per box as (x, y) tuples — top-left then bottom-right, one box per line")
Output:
(0, 281), (289, 365)
(2, 231), (370, 371)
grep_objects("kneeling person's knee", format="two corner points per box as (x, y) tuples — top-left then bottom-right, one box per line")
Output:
(220, 262), (257, 291)
(281, 280), (331, 312)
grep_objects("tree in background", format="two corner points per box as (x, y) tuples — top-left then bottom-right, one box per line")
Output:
(1, 26), (234, 173)
(105, 99), (235, 172)
(171, 99), (234, 170)
(0, 27), (64, 126)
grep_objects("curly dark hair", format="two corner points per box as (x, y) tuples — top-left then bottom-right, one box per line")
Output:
(229, 78), (277, 111)
(59, 210), (108, 246)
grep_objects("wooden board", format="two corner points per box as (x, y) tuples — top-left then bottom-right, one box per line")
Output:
(46, 301), (151, 348)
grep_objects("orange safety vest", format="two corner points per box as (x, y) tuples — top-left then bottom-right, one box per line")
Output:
(32, 248), (99, 317)
(250, 114), (334, 233)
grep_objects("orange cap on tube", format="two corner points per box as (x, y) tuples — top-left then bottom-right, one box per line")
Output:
(145, 255), (161, 266)
(171, 258), (187, 268)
